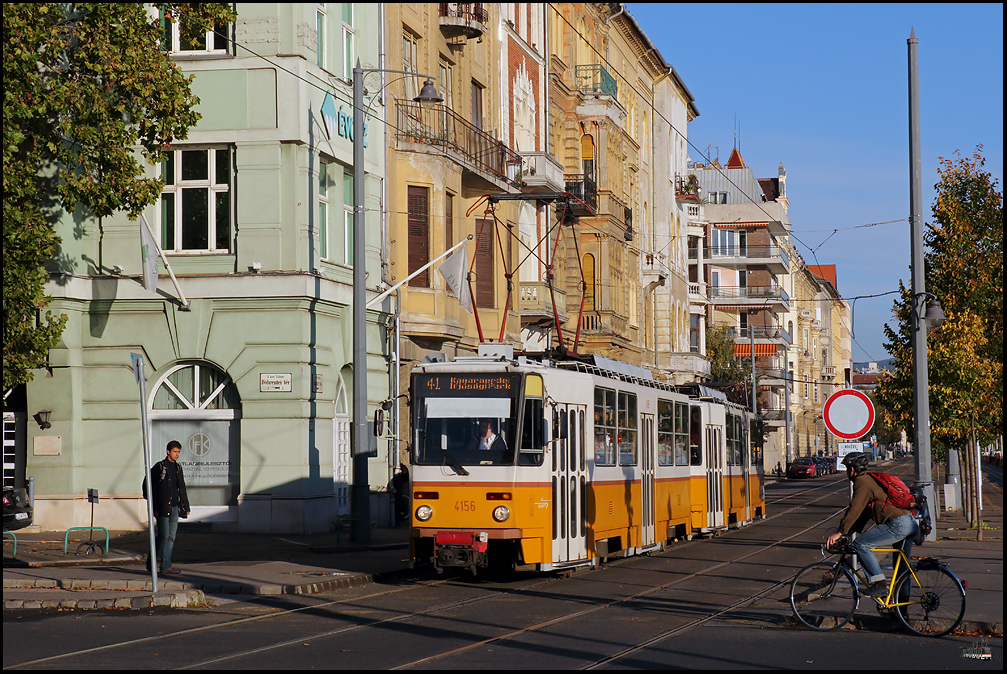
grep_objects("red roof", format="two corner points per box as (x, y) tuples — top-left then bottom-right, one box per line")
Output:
(808, 264), (837, 288)
(725, 147), (746, 169)
(758, 177), (779, 202)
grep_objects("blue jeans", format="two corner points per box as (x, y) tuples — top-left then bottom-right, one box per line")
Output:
(852, 513), (920, 584)
(155, 506), (179, 571)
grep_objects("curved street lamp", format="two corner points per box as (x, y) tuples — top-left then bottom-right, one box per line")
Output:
(351, 61), (440, 543)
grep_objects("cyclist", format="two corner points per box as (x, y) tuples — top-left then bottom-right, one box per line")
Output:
(825, 452), (919, 597)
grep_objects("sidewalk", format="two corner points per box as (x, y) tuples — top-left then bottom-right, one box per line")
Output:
(3, 523), (412, 610)
(3, 463), (1002, 637)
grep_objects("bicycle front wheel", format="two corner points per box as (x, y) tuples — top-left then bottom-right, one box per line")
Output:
(894, 564), (966, 637)
(790, 561), (858, 631)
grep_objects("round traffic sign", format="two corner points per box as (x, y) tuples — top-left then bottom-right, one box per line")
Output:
(823, 389), (875, 440)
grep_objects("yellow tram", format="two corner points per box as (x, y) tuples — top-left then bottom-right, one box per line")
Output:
(409, 347), (765, 573)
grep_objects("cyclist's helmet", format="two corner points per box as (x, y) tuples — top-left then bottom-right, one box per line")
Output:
(841, 452), (869, 475)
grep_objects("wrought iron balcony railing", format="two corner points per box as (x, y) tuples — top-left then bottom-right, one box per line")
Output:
(564, 173), (597, 211)
(575, 64), (618, 100)
(396, 99), (521, 186)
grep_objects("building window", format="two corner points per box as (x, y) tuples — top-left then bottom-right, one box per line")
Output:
(711, 229), (735, 257)
(407, 186), (429, 287)
(402, 30), (419, 100)
(439, 58), (454, 110)
(583, 254), (595, 311)
(160, 147), (232, 253)
(319, 160), (332, 260)
(341, 3), (354, 79)
(804, 374), (810, 399)
(814, 380), (819, 403)
(475, 219), (494, 306)
(163, 11), (231, 55)
(471, 79), (485, 129)
(316, 5), (327, 68)
(445, 192), (455, 248)
(342, 170), (354, 266)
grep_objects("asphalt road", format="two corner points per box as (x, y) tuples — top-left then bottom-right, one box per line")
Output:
(4, 467), (1002, 670)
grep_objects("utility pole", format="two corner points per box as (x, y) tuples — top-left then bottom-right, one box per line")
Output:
(908, 28), (937, 541)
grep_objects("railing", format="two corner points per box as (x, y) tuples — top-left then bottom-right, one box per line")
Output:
(438, 3), (489, 24)
(725, 326), (793, 344)
(564, 173), (597, 211)
(396, 100), (520, 186)
(822, 366), (837, 378)
(518, 282), (567, 322)
(575, 64), (618, 100)
(708, 285), (790, 303)
(706, 245), (791, 268)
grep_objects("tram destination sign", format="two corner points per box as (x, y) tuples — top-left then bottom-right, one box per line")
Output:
(416, 373), (516, 397)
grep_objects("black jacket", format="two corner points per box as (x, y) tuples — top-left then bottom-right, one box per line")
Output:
(150, 457), (190, 519)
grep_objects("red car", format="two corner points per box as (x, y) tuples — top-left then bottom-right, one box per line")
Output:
(788, 458), (817, 479)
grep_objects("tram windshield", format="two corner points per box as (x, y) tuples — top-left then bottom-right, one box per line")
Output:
(415, 396), (516, 467)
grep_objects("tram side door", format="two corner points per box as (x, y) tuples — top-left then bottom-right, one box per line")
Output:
(706, 426), (724, 528)
(641, 413), (656, 547)
(552, 403), (589, 564)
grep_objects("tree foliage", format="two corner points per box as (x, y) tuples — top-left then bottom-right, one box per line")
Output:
(706, 323), (749, 384)
(3, 3), (235, 392)
(875, 147), (1003, 451)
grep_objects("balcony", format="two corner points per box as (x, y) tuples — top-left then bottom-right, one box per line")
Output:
(396, 99), (521, 190)
(564, 173), (597, 214)
(706, 244), (790, 275)
(518, 282), (568, 326)
(708, 285), (790, 313)
(575, 64), (618, 100)
(725, 326), (793, 345)
(438, 3), (488, 40)
(519, 151), (565, 193)
(822, 365), (837, 378)
(688, 282), (709, 304)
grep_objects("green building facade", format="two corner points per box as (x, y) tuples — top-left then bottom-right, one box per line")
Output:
(18, 3), (394, 533)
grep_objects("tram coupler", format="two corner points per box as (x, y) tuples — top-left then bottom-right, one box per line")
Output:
(432, 530), (489, 574)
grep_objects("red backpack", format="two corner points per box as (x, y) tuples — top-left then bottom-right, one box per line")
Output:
(868, 472), (916, 512)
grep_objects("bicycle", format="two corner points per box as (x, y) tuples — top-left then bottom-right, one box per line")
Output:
(789, 536), (966, 637)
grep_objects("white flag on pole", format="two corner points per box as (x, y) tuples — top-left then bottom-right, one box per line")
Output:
(436, 243), (473, 314)
(140, 218), (159, 294)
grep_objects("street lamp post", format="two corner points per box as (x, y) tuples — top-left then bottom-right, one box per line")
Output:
(352, 61), (441, 543)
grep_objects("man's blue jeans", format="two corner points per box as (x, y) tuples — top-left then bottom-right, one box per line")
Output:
(852, 513), (920, 584)
(155, 506), (179, 572)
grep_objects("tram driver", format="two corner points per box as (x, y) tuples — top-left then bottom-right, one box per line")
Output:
(469, 418), (507, 453)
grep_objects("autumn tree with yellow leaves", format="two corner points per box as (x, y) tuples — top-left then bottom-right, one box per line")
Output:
(876, 147), (1003, 459)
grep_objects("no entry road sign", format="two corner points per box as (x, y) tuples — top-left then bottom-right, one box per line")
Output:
(823, 389), (875, 440)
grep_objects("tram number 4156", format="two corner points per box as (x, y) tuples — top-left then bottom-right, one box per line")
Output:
(455, 500), (476, 512)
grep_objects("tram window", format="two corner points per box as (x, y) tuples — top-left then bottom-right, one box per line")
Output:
(750, 416), (764, 467)
(519, 398), (544, 466)
(415, 396), (515, 466)
(618, 391), (637, 466)
(675, 402), (689, 466)
(594, 388), (616, 466)
(657, 400), (674, 466)
(690, 406), (702, 466)
(579, 410), (586, 471)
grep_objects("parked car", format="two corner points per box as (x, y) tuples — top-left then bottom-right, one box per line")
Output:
(2, 487), (33, 532)
(788, 458), (817, 479)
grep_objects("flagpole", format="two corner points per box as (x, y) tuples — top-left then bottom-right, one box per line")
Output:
(139, 215), (190, 311)
(365, 234), (473, 309)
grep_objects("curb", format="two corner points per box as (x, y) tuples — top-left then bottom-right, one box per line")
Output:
(3, 589), (205, 611)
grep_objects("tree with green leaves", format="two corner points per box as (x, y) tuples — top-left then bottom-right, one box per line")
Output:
(706, 323), (749, 384)
(876, 147), (1003, 462)
(3, 2), (235, 392)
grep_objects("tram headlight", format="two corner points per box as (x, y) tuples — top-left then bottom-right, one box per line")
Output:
(492, 505), (510, 522)
(415, 505), (433, 522)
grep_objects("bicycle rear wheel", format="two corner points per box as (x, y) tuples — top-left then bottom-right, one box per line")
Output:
(790, 561), (857, 631)
(894, 564), (966, 637)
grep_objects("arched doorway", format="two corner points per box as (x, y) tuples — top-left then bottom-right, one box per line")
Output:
(149, 362), (241, 521)
(333, 368), (351, 517)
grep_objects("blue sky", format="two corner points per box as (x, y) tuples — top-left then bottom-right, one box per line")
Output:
(627, 3), (1003, 362)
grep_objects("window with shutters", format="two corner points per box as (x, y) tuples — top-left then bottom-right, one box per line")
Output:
(407, 186), (430, 287)
(475, 219), (494, 307)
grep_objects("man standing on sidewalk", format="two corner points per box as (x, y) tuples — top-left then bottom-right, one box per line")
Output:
(148, 440), (190, 575)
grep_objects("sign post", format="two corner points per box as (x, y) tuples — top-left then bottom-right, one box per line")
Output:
(823, 389), (875, 441)
(132, 353), (158, 593)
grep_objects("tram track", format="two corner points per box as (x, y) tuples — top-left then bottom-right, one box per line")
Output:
(6, 472), (872, 670)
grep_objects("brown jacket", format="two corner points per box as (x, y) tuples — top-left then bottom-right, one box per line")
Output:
(837, 473), (910, 535)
